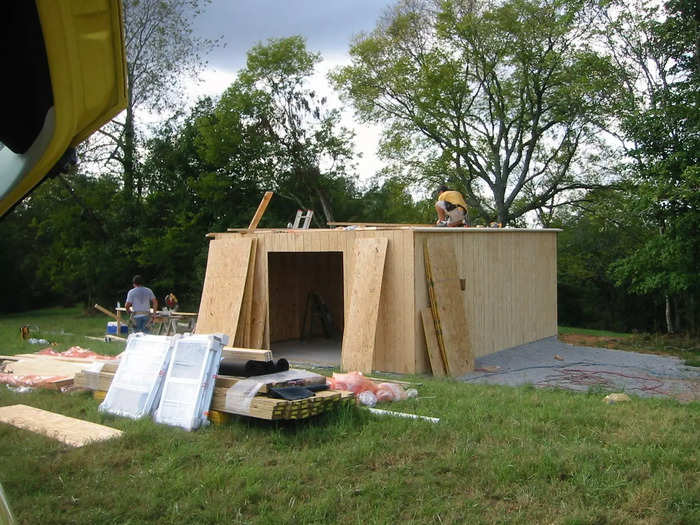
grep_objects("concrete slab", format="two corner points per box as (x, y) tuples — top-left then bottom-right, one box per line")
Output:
(459, 337), (700, 401)
(271, 338), (341, 368)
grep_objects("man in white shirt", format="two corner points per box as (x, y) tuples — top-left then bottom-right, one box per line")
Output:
(125, 275), (158, 333)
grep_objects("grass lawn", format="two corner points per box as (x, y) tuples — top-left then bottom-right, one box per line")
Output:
(559, 326), (700, 366)
(0, 309), (698, 523)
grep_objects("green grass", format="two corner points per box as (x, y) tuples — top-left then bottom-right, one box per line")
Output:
(559, 325), (700, 366)
(558, 326), (632, 338)
(0, 310), (698, 524)
(0, 306), (124, 358)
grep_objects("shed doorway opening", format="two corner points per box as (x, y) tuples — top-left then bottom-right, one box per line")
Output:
(268, 252), (343, 366)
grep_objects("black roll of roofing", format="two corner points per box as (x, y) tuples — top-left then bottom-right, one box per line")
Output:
(218, 358), (275, 377)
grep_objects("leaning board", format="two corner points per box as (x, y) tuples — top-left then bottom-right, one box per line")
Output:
(341, 237), (388, 373)
(425, 237), (474, 375)
(196, 237), (254, 341)
(0, 404), (122, 447)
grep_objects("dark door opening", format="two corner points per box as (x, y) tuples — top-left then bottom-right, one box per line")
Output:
(268, 251), (343, 366)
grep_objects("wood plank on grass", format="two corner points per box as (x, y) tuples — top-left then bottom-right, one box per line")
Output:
(195, 237), (253, 342)
(420, 307), (446, 377)
(341, 237), (388, 373)
(0, 404), (122, 447)
(424, 237), (474, 375)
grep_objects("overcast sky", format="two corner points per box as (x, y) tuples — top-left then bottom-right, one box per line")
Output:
(184, 0), (396, 183)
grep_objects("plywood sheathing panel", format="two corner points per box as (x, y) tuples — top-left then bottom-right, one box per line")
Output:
(341, 237), (388, 373)
(0, 404), (122, 447)
(235, 241), (257, 347)
(195, 237), (254, 342)
(249, 239), (268, 349)
(424, 237), (474, 375)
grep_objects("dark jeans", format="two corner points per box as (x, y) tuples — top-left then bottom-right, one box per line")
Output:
(132, 315), (150, 333)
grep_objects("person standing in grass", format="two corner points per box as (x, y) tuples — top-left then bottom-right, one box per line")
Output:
(125, 275), (158, 333)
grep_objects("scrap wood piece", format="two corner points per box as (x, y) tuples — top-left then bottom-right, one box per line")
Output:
(0, 404), (122, 447)
(94, 303), (118, 320)
(221, 347), (273, 362)
(195, 236), (254, 341)
(248, 191), (274, 231)
(420, 307), (446, 377)
(341, 237), (389, 373)
(424, 237), (474, 375)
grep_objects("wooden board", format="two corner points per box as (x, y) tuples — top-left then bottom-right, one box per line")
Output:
(420, 307), (446, 377)
(1, 357), (96, 378)
(235, 241), (257, 347)
(341, 237), (388, 373)
(221, 347), (273, 362)
(195, 237), (254, 341)
(0, 404), (122, 447)
(249, 240), (268, 348)
(424, 237), (474, 375)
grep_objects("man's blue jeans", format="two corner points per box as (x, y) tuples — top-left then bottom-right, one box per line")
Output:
(132, 315), (150, 333)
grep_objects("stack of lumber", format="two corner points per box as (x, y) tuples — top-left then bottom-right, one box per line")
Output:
(75, 366), (354, 421)
(211, 388), (354, 420)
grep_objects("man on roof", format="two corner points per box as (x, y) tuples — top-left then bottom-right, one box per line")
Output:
(435, 184), (469, 227)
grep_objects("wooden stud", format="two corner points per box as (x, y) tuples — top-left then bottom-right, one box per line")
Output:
(248, 191), (273, 231)
(420, 307), (446, 377)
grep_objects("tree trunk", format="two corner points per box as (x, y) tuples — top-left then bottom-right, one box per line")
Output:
(123, 105), (136, 200)
(665, 294), (674, 333)
(315, 186), (334, 225)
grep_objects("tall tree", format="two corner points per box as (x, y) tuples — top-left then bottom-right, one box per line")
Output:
(332, 0), (623, 225)
(198, 37), (356, 225)
(85, 0), (218, 202)
(601, 0), (699, 333)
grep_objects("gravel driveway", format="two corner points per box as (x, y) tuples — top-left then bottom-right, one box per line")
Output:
(459, 337), (700, 402)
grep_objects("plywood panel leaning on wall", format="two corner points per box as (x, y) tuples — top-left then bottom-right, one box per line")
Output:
(424, 237), (474, 375)
(196, 237), (254, 342)
(341, 237), (389, 373)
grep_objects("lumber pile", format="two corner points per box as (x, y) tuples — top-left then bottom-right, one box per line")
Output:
(75, 366), (353, 421)
(211, 388), (354, 420)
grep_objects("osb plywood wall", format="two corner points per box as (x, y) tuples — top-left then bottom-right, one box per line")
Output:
(413, 231), (558, 368)
(216, 229), (417, 373)
(206, 228), (557, 374)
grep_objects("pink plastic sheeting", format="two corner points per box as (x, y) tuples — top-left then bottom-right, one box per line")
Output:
(0, 373), (69, 388)
(36, 346), (117, 360)
(326, 371), (408, 402)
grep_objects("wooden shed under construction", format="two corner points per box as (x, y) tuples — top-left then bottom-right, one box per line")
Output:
(196, 226), (559, 376)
